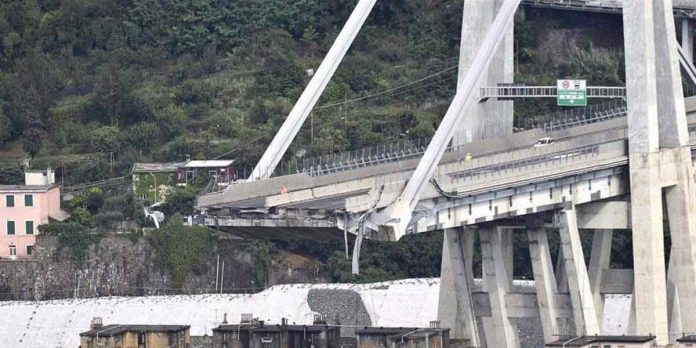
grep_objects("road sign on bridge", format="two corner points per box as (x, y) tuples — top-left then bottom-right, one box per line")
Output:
(557, 79), (587, 106)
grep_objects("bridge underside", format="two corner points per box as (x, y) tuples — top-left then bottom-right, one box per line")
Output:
(207, 215), (344, 241)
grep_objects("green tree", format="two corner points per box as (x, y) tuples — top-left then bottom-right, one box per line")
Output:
(125, 122), (159, 150)
(91, 126), (122, 154)
(162, 187), (198, 216)
(0, 108), (13, 146)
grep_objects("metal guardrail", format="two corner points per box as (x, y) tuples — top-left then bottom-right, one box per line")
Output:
(449, 144), (600, 181)
(519, 99), (627, 131)
(297, 101), (628, 177)
(522, 0), (696, 18)
(298, 138), (430, 176)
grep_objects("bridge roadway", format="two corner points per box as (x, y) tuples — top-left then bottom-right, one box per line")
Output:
(196, 98), (696, 240)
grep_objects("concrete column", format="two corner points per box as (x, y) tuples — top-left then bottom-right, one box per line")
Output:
(555, 247), (569, 294)
(454, 0), (514, 144)
(667, 251), (682, 344)
(499, 226), (515, 286)
(627, 153), (668, 343)
(438, 227), (480, 347)
(683, 19), (694, 65)
(559, 209), (600, 336)
(653, 0), (688, 149)
(622, 0), (670, 343)
(623, 0), (659, 154)
(527, 228), (559, 343)
(480, 226), (520, 348)
(664, 148), (696, 337)
(587, 229), (613, 330)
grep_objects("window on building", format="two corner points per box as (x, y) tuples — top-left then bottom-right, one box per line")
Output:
(25, 221), (34, 235)
(24, 194), (33, 207)
(7, 221), (15, 235)
(26, 245), (33, 256)
(5, 195), (14, 207)
(138, 332), (146, 347)
(9, 245), (16, 256)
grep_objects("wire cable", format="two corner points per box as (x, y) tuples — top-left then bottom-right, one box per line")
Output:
(314, 64), (459, 110)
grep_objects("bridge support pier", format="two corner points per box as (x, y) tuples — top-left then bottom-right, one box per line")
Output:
(480, 226), (520, 348)
(624, 0), (696, 344)
(559, 209), (600, 336)
(664, 147), (696, 335)
(438, 227), (479, 348)
(527, 228), (560, 343)
(587, 229), (612, 330)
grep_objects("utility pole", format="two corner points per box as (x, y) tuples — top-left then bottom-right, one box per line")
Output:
(311, 112), (314, 144)
(344, 93), (348, 133)
(215, 255), (220, 292)
(220, 261), (225, 294)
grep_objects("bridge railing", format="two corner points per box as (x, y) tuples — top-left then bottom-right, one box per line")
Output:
(295, 100), (629, 177)
(449, 144), (601, 182)
(479, 86), (626, 99)
(297, 137), (431, 176)
(519, 99), (627, 131)
(522, 0), (696, 16)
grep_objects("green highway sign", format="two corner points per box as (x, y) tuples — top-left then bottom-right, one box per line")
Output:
(557, 79), (587, 106)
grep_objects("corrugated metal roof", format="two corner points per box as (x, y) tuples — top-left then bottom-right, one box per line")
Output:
(214, 324), (337, 333)
(80, 324), (190, 337)
(184, 160), (234, 168)
(131, 162), (183, 173)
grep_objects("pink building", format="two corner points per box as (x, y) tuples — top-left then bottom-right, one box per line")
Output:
(0, 169), (65, 260)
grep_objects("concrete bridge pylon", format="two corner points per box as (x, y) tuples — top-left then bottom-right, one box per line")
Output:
(623, 0), (696, 345)
(453, 0), (515, 146)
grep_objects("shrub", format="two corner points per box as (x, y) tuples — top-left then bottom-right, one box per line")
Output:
(148, 217), (216, 286)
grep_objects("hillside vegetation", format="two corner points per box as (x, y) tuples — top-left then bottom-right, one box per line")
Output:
(0, 1), (625, 182)
(0, 2), (630, 286)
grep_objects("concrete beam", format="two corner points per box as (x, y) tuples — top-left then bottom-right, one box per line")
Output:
(470, 292), (574, 320)
(437, 227), (480, 346)
(599, 269), (634, 294)
(559, 209), (600, 335)
(576, 201), (630, 230)
(480, 226), (520, 348)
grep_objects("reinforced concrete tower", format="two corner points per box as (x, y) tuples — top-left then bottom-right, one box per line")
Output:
(623, 0), (696, 345)
(453, 0), (514, 145)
